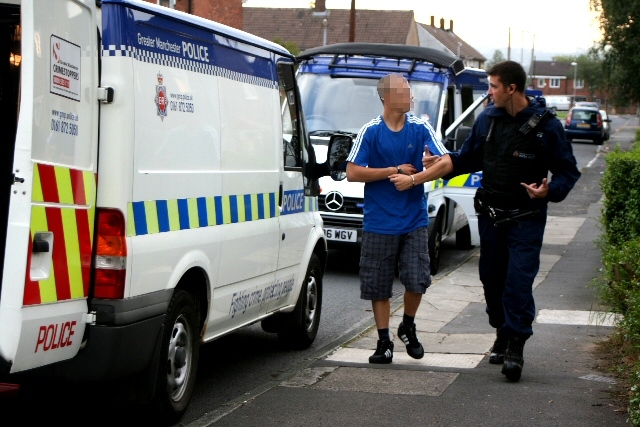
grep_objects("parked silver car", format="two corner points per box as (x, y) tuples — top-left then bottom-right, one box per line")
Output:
(600, 109), (611, 141)
(575, 101), (600, 109)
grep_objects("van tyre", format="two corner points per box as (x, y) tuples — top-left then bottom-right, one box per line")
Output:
(276, 254), (323, 349)
(428, 214), (442, 275)
(152, 289), (200, 425)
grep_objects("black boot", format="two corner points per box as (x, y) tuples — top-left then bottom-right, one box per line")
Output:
(489, 331), (507, 364)
(501, 336), (526, 381)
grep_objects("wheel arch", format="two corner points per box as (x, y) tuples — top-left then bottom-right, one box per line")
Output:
(174, 267), (209, 336)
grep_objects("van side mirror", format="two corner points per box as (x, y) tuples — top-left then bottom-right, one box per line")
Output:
(326, 134), (353, 181)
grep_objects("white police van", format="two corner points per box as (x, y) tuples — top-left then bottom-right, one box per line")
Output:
(0, 0), (345, 422)
(296, 43), (487, 274)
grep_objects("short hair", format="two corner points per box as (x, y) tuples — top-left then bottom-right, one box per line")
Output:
(487, 61), (526, 93)
(377, 73), (406, 101)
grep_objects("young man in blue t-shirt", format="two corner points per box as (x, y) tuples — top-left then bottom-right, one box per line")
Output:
(346, 73), (449, 363)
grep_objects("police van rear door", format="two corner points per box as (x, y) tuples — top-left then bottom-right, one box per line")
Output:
(0, 0), (100, 373)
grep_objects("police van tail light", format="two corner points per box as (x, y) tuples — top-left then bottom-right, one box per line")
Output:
(93, 208), (127, 299)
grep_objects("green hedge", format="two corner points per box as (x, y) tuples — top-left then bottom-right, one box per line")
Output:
(600, 147), (640, 247)
(599, 131), (640, 424)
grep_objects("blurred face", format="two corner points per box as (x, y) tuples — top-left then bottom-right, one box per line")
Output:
(385, 74), (412, 113)
(488, 75), (515, 108)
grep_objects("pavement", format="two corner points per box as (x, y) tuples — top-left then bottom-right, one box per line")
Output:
(185, 193), (630, 426)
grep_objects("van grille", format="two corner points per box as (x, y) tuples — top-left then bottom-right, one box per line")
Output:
(319, 195), (363, 215)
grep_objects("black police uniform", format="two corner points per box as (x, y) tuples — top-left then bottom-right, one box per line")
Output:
(447, 98), (581, 341)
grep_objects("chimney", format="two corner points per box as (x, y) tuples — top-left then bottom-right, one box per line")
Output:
(450, 19), (454, 32)
(440, 18), (444, 29)
(430, 16), (435, 26)
(315, 0), (326, 13)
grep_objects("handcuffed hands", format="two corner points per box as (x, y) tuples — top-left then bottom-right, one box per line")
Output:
(389, 173), (415, 191)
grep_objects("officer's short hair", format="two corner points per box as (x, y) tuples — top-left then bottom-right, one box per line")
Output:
(487, 61), (526, 93)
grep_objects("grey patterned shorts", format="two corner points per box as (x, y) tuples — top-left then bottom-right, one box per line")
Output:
(359, 227), (431, 300)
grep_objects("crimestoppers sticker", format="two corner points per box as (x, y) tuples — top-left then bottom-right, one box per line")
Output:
(50, 35), (81, 101)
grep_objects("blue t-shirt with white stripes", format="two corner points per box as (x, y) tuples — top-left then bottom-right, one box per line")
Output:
(346, 114), (448, 235)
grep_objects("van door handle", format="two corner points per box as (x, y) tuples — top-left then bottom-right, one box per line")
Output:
(33, 239), (50, 253)
(278, 183), (283, 207)
(12, 174), (24, 184)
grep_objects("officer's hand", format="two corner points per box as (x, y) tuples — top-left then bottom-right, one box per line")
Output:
(521, 178), (549, 199)
(422, 146), (441, 168)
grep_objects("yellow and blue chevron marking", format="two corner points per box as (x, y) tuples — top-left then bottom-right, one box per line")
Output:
(443, 172), (483, 188)
(127, 191), (317, 236)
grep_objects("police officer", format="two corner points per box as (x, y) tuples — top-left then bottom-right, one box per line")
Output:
(390, 61), (581, 382)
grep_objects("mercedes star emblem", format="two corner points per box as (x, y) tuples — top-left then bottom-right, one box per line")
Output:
(324, 191), (344, 212)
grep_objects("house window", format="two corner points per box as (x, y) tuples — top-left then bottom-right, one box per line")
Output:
(550, 78), (560, 88)
(158, 0), (175, 8)
(574, 79), (584, 89)
(537, 78), (545, 88)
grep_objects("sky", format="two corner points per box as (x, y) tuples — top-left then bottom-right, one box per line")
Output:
(242, 0), (603, 64)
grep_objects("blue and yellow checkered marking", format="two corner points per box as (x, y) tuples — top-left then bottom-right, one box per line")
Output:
(127, 192), (317, 236)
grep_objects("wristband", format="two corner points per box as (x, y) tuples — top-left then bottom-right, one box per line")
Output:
(397, 166), (402, 175)
(411, 175), (415, 187)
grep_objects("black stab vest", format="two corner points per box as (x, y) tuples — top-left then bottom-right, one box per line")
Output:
(481, 114), (549, 210)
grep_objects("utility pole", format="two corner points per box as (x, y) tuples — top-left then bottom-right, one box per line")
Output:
(349, 0), (356, 42)
(507, 27), (511, 60)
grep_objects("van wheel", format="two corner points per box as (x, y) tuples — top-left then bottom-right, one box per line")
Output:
(428, 215), (442, 275)
(152, 289), (200, 425)
(276, 254), (323, 349)
(455, 224), (472, 249)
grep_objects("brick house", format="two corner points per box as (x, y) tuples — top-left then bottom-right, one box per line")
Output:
(418, 17), (486, 69)
(243, 1), (419, 50)
(146, 0), (243, 30)
(147, 0), (485, 68)
(529, 60), (589, 100)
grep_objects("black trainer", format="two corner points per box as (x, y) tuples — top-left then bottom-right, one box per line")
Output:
(489, 335), (507, 364)
(398, 322), (424, 359)
(501, 337), (526, 381)
(369, 339), (394, 364)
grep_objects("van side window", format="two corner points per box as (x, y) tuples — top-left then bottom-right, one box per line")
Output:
(278, 63), (301, 168)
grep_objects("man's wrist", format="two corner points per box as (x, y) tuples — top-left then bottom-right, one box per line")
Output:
(397, 166), (403, 175)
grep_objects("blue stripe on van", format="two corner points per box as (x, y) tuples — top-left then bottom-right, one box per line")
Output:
(229, 195), (238, 223)
(177, 199), (190, 230)
(257, 194), (265, 220)
(244, 194), (252, 221)
(197, 197), (208, 227)
(156, 200), (170, 232)
(132, 201), (148, 235)
(215, 196), (223, 225)
(269, 193), (276, 218)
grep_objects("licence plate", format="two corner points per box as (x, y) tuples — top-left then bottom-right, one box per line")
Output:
(577, 123), (591, 129)
(323, 227), (357, 242)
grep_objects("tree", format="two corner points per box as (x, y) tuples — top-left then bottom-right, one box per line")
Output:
(554, 53), (607, 102)
(485, 49), (506, 70)
(273, 37), (301, 56)
(590, 0), (640, 104)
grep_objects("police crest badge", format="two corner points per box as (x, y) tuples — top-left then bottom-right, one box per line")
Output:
(155, 72), (167, 120)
